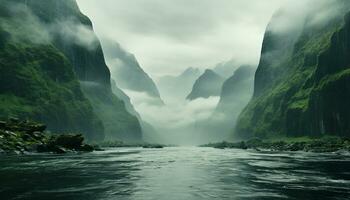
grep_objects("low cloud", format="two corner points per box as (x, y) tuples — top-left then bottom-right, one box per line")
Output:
(269, 0), (347, 34)
(124, 89), (219, 130)
(0, 2), (51, 44)
(77, 0), (286, 76)
(52, 20), (99, 50)
(1, 1), (99, 50)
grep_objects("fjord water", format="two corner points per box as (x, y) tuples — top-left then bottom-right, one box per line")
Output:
(1, 148), (350, 200)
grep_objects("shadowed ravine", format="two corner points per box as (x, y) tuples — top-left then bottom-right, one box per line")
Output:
(1, 147), (350, 200)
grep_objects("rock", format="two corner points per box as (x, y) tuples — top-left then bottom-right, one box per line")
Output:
(9, 117), (20, 123)
(25, 144), (39, 152)
(25, 124), (46, 133)
(0, 119), (93, 154)
(51, 134), (84, 150)
(142, 144), (164, 149)
(78, 144), (95, 152)
(54, 146), (67, 154)
(238, 141), (248, 149)
(93, 145), (105, 151)
(0, 121), (6, 129)
(287, 142), (306, 151)
(32, 131), (44, 140)
(246, 138), (263, 148)
(36, 144), (49, 153)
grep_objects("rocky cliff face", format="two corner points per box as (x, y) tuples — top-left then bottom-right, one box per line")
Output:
(186, 69), (225, 100)
(101, 39), (162, 100)
(236, 2), (350, 139)
(216, 66), (255, 117)
(111, 79), (160, 142)
(0, 0), (104, 140)
(24, 0), (111, 87)
(0, 0), (142, 141)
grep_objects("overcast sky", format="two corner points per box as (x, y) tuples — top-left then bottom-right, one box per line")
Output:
(77, 0), (285, 77)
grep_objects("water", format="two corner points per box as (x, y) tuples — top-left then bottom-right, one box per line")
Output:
(1, 147), (350, 200)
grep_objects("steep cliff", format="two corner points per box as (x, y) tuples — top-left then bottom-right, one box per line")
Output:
(0, 0), (143, 141)
(215, 66), (255, 119)
(23, 0), (111, 87)
(101, 39), (162, 101)
(80, 81), (142, 142)
(0, 0), (104, 140)
(187, 69), (225, 100)
(236, 2), (350, 139)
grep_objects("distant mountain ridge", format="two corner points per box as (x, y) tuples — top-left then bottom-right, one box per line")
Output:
(186, 69), (225, 100)
(216, 65), (255, 114)
(213, 59), (239, 78)
(157, 67), (202, 102)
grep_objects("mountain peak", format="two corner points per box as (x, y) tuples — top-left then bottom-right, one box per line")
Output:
(186, 69), (225, 100)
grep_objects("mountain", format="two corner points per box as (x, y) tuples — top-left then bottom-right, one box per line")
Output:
(189, 66), (255, 142)
(235, 1), (350, 139)
(215, 65), (255, 119)
(213, 59), (239, 78)
(111, 79), (161, 142)
(101, 39), (162, 102)
(157, 67), (201, 101)
(0, 0), (142, 142)
(186, 69), (225, 100)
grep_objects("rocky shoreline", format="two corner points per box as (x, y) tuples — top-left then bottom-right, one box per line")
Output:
(0, 118), (96, 154)
(201, 137), (350, 153)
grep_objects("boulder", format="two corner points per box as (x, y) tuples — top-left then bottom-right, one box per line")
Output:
(51, 134), (84, 150)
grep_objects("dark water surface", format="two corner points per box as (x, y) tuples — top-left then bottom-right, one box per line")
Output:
(1, 147), (350, 200)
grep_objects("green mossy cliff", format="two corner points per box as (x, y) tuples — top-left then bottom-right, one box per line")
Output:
(0, 0), (142, 141)
(236, 4), (350, 139)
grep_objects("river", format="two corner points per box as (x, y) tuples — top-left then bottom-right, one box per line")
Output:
(1, 147), (350, 200)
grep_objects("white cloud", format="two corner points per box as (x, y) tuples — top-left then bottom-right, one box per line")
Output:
(124, 89), (219, 130)
(76, 0), (286, 76)
(53, 20), (99, 50)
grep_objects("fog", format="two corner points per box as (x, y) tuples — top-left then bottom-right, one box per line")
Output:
(77, 0), (286, 76)
(75, 0), (349, 144)
(124, 89), (220, 144)
(2, 1), (99, 50)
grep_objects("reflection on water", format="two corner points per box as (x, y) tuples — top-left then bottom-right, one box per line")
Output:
(1, 147), (350, 200)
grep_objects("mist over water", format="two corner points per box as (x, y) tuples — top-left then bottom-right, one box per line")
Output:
(123, 89), (220, 145)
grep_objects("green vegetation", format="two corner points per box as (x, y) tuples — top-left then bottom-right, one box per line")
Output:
(0, 39), (104, 140)
(81, 83), (142, 142)
(0, 0), (143, 141)
(0, 118), (95, 154)
(235, 10), (350, 139)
